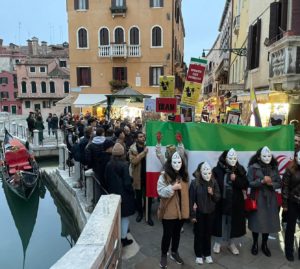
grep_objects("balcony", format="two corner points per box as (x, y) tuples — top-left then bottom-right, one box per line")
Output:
(268, 35), (300, 92)
(110, 2), (127, 18)
(233, 15), (240, 35)
(99, 44), (141, 58)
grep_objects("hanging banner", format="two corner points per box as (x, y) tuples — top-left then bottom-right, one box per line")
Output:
(159, 75), (175, 97)
(186, 57), (207, 84)
(181, 81), (202, 107)
(156, 98), (177, 113)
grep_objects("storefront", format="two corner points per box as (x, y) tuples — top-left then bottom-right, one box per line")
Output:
(73, 94), (107, 118)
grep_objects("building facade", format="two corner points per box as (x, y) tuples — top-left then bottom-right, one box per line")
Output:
(66, 0), (185, 102)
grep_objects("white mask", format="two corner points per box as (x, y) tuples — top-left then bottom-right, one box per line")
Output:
(260, 146), (272, 164)
(226, 148), (238, 167)
(296, 151), (300, 165)
(171, 152), (182, 171)
(201, 162), (212, 182)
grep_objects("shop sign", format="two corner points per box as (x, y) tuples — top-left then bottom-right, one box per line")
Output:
(186, 58), (207, 84)
(156, 98), (177, 113)
(159, 76), (175, 97)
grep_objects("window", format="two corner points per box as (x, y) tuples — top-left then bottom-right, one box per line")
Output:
(74, 0), (89, 10)
(113, 67), (127, 81)
(99, 28), (109, 45)
(64, 81), (70, 93)
(59, 61), (67, 67)
(40, 66), (46, 73)
(13, 74), (18, 88)
(30, 66), (36, 73)
(77, 67), (91, 86)
(50, 81), (55, 93)
(113, 0), (125, 7)
(0, 92), (9, 99)
(14, 92), (18, 99)
(78, 28), (88, 48)
(53, 101), (57, 106)
(129, 27), (139, 45)
(150, 0), (163, 7)
(41, 81), (47, 93)
(21, 81), (27, 93)
(151, 26), (162, 47)
(3, 106), (8, 112)
(25, 101), (31, 109)
(247, 19), (261, 70)
(114, 27), (124, 44)
(149, 66), (164, 86)
(0, 77), (8, 84)
(31, 81), (37, 93)
(43, 101), (51, 108)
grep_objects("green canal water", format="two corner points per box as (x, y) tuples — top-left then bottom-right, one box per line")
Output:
(0, 157), (79, 269)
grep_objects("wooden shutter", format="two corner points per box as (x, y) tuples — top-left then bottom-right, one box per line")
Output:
(269, 2), (280, 44)
(149, 67), (153, 85)
(77, 68), (81, 86)
(255, 19), (261, 68)
(247, 25), (253, 70)
(74, 0), (79, 10)
(124, 67), (127, 81)
(161, 67), (164, 76)
(150, 0), (153, 7)
(296, 47), (300, 74)
(160, 0), (164, 7)
(87, 67), (91, 86)
(86, 0), (89, 9)
(281, 0), (288, 31)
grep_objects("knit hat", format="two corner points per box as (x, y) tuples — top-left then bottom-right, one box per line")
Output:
(112, 143), (125, 156)
(103, 139), (115, 151)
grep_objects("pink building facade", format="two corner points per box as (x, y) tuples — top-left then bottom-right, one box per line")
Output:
(0, 70), (22, 114)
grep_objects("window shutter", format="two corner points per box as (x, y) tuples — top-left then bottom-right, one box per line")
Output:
(74, 0), (79, 10)
(150, 0), (153, 8)
(124, 67), (127, 81)
(281, 0), (288, 31)
(87, 68), (91, 86)
(149, 67), (153, 85)
(255, 19), (261, 68)
(247, 25), (253, 70)
(113, 67), (117, 80)
(160, 0), (164, 7)
(296, 47), (300, 74)
(161, 67), (164, 76)
(86, 0), (89, 9)
(77, 68), (80, 86)
(269, 2), (280, 43)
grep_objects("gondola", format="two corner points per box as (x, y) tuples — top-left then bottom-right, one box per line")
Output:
(0, 129), (39, 200)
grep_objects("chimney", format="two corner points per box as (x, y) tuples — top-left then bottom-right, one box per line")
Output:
(32, 37), (39, 56)
(0, 39), (3, 47)
(27, 39), (33, 55)
(41, 41), (47, 55)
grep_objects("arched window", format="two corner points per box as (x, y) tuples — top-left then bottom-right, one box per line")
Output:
(152, 26), (162, 47)
(21, 81), (27, 93)
(31, 81), (37, 93)
(64, 81), (70, 93)
(114, 27), (124, 44)
(99, 28), (109, 45)
(50, 81), (55, 93)
(130, 27), (139, 45)
(78, 28), (88, 48)
(41, 81), (46, 93)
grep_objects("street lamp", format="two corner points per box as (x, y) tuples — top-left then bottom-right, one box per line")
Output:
(202, 48), (247, 58)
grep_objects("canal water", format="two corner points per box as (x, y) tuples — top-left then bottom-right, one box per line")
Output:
(0, 156), (79, 269)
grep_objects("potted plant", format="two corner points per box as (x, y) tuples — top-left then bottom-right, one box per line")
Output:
(109, 80), (129, 92)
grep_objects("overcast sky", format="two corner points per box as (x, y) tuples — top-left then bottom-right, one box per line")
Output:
(0, 0), (224, 63)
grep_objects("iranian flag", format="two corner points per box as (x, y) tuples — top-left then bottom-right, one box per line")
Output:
(146, 121), (294, 197)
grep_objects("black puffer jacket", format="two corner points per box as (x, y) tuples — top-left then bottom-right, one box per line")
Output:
(282, 165), (300, 207)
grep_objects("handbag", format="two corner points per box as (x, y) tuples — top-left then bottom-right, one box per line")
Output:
(275, 190), (282, 207)
(245, 188), (258, 212)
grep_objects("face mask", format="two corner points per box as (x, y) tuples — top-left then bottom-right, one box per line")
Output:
(171, 152), (182, 171)
(296, 151), (300, 165)
(260, 146), (272, 164)
(226, 148), (238, 167)
(201, 162), (212, 182)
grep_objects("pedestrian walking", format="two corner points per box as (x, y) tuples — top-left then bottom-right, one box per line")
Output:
(46, 113), (52, 136)
(35, 115), (45, 145)
(51, 113), (59, 140)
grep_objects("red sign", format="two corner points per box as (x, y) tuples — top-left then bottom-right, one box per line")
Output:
(156, 98), (177, 113)
(186, 64), (206, 83)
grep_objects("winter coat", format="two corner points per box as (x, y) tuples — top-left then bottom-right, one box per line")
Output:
(157, 172), (189, 220)
(129, 143), (147, 190)
(78, 136), (90, 165)
(282, 165), (300, 208)
(35, 120), (44, 142)
(212, 161), (249, 238)
(189, 178), (220, 218)
(104, 159), (135, 217)
(26, 116), (35, 132)
(247, 162), (281, 234)
(51, 116), (59, 130)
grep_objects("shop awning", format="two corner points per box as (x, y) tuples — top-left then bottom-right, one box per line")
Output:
(237, 90), (269, 103)
(73, 94), (107, 108)
(55, 94), (76, 107)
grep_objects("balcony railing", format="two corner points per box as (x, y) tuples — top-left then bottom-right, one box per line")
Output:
(99, 44), (141, 58)
(110, 1), (127, 17)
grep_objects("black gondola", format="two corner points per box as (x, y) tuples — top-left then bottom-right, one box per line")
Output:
(1, 129), (39, 200)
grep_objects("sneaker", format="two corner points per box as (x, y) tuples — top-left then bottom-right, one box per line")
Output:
(121, 238), (133, 247)
(213, 242), (221, 254)
(228, 243), (239, 255)
(160, 255), (167, 268)
(170, 252), (184, 265)
(205, 256), (213, 264)
(195, 257), (203, 264)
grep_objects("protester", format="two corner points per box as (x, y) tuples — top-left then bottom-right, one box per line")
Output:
(282, 151), (300, 261)
(46, 113), (52, 136)
(157, 152), (189, 268)
(212, 149), (248, 255)
(51, 113), (59, 140)
(35, 115), (45, 145)
(247, 146), (281, 257)
(26, 112), (35, 140)
(189, 162), (220, 265)
(105, 143), (135, 247)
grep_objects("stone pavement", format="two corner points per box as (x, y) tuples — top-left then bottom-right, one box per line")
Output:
(122, 201), (300, 269)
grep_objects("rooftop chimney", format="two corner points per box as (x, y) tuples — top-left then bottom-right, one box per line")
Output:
(32, 37), (39, 56)
(27, 39), (33, 55)
(41, 41), (47, 55)
(0, 39), (3, 47)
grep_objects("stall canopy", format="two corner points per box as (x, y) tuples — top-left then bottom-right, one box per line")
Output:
(56, 94), (77, 107)
(73, 94), (107, 108)
(108, 87), (151, 99)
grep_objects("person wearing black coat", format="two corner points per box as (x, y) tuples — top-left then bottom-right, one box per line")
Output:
(51, 113), (59, 139)
(105, 143), (135, 247)
(212, 149), (248, 255)
(282, 151), (300, 261)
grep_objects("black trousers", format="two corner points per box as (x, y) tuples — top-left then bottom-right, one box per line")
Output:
(194, 212), (215, 257)
(135, 180), (152, 216)
(161, 219), (184, 255)
(284, 200), (300, 255)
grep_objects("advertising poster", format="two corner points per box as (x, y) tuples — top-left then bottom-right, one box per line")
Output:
(181, 81), (202, 107)
(159, 75), (175, 97)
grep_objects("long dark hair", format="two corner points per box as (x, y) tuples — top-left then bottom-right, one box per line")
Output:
(192, 162), (215, 185)
(164, 156), (188, 183)
(248, 147), (278, 168)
